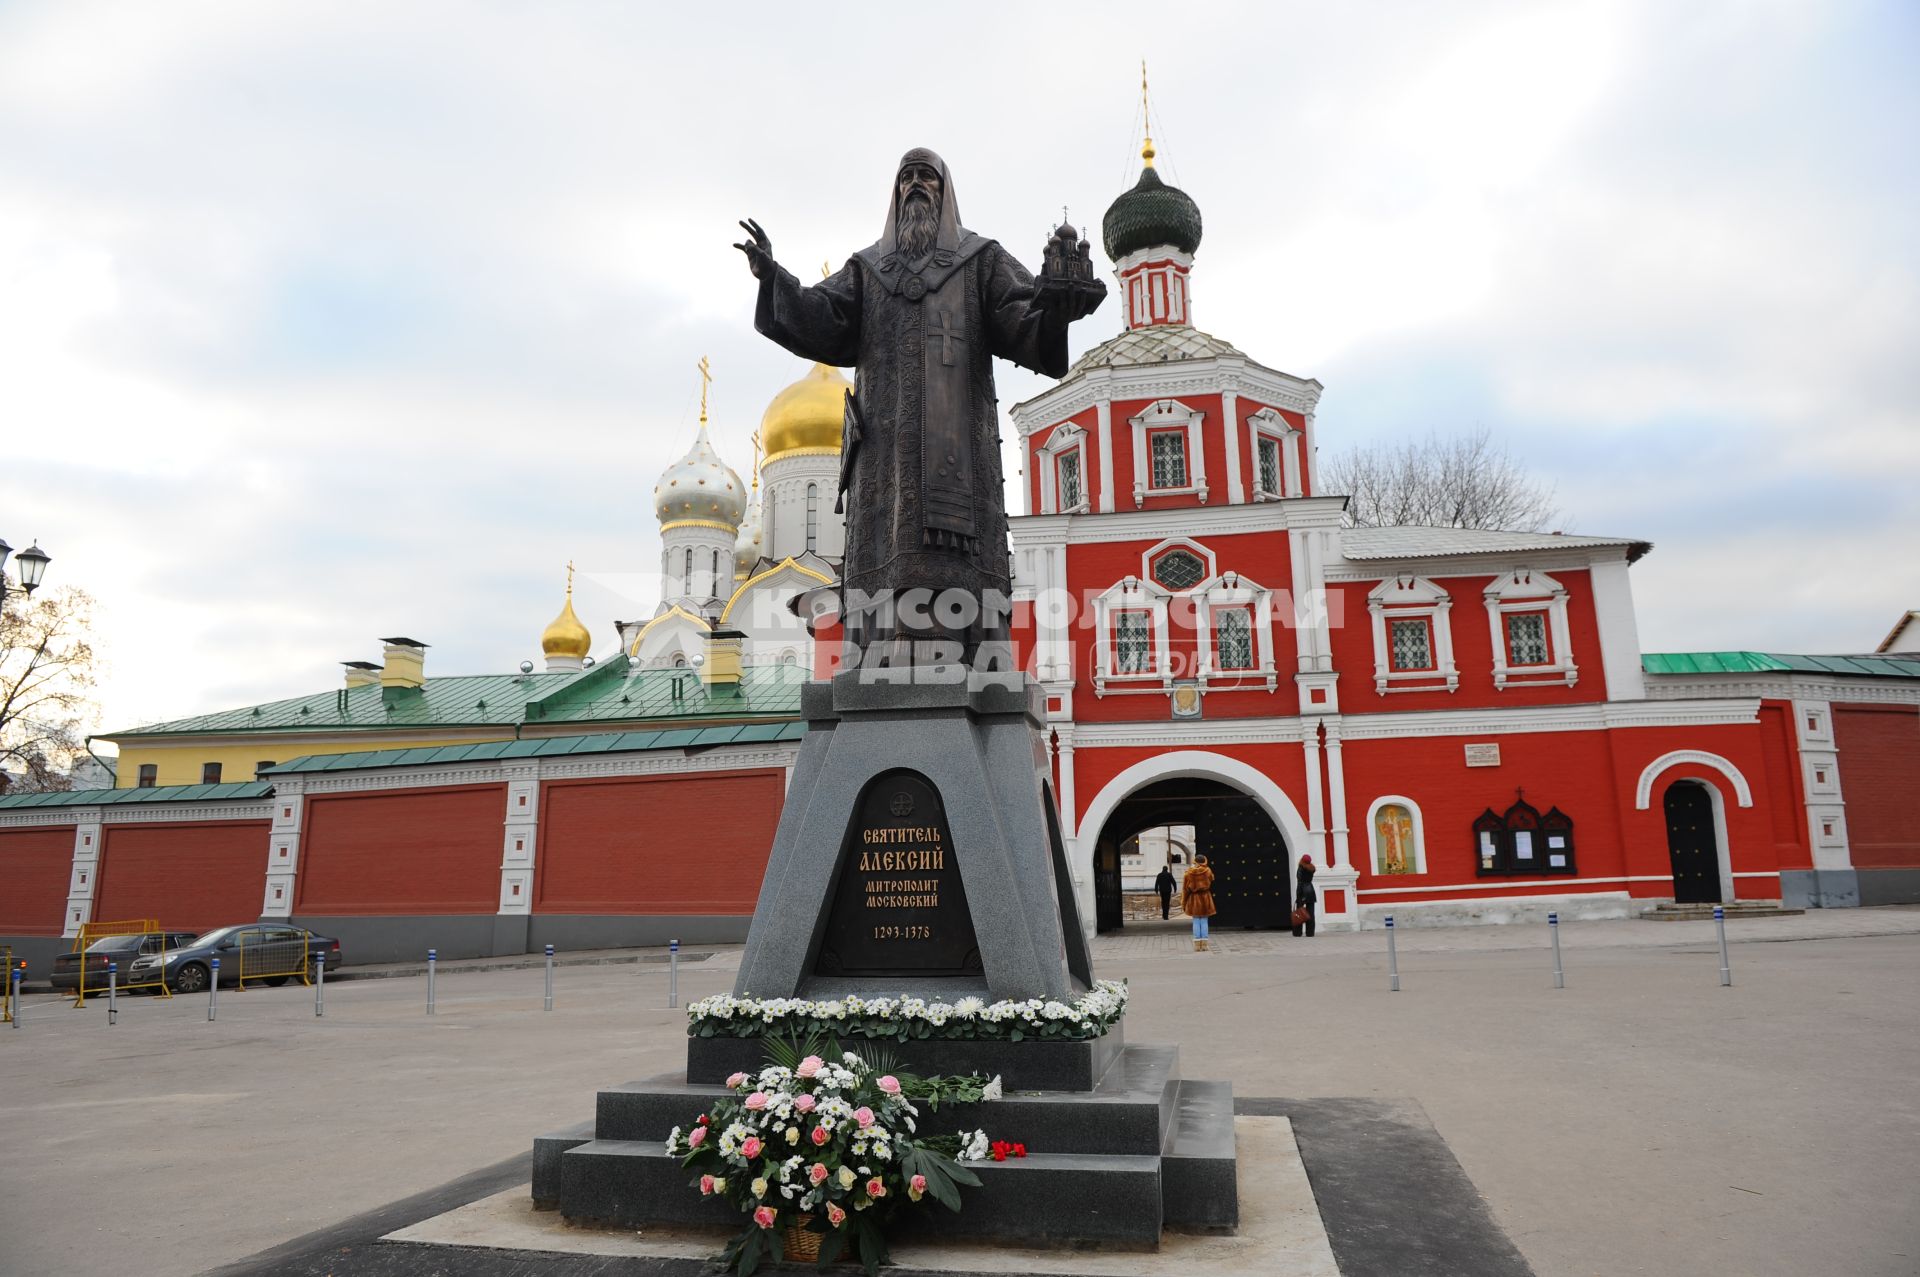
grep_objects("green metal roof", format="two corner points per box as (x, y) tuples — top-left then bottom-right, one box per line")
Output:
(1643, 651), (1920, 679)
(101, 660), (809, 741)
(102, 671), (585, 739)
(523, 661), (806, 724)
(0, 781), (274, 809)
(264, 720), (806, 775)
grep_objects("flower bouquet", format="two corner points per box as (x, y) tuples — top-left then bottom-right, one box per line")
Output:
(668, 1036), (998, 1275)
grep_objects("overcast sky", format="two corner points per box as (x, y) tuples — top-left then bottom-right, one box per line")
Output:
(3, 1), (1915, 740)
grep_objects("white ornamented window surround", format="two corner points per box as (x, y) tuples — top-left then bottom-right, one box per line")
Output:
(1245, 407), (1303, 500)
(1195, 572), (1279, 691)
(1092, 576), (1173, 695)
(1128, 399), (1209, 507)
(1484, 568), (1579, 689)
(1367, 576), (1459, 695)
(1141, 536), (1218, 589)
(1036, 422), (1090, 515)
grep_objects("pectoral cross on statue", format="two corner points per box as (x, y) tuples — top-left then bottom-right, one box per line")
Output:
(929, 312), (966, 367)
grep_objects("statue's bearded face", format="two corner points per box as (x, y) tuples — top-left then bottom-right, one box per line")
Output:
(896, 161), (942, 261)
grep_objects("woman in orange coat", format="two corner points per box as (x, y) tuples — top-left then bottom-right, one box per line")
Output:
(1181, 855), (1217, 951)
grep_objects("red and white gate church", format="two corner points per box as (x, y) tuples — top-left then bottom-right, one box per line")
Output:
(4, 147), (1915, 970)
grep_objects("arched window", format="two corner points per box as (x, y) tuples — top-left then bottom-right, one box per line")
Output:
(683, 547), (694, 590)
(712, 548), (722, 586)
(805, 483), (819, 552)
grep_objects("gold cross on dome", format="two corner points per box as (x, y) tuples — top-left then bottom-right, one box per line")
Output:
(697, 355), (713, 425)
(749, 428), (763, 486)
(566, 560), (575, 596)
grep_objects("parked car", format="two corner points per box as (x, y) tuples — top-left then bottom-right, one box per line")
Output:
(131, 925), (343, 993)
(51, 932), (199, 992)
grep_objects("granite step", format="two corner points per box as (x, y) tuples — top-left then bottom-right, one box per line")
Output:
(685, 1019), (1127, 1092)
(1642, 902), (1804, 920)
(531, 1119), (596, 1210)
(560, 1136), (1164, 1248)
(1161, 1078), (1238, 1232)
(594, 1044), (1183, 1157)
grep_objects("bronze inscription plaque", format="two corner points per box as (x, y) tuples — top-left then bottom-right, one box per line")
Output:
(814, 771), (982, 978)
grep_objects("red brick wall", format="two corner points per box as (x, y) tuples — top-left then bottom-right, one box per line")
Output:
(535, 770), (785, 914)
(1833, 703), (1920, 869)
(296, 785), (505, 914)
(94, 821), (271, 931)
(0, 827), (74, 934)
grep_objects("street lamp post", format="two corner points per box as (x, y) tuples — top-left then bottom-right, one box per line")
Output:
(0, 538), (51, 608)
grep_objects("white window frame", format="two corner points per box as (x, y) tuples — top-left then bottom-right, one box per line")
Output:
(1194, 571), (1279, 691)
(1366, 795), (1427, 876)
(1484, 568), (1578, 689)
(1141, 536), (1218, 590)
(1092, 576), (1172, 694)
(1129, 399), (1209, 507)
(1245, 407), (1302, 500)
(1036, 422), (1090, 515)
(1367, 575), (1459, 694)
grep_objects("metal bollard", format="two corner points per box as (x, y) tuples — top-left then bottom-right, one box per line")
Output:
(1385, 915), (1400, 992)
(544, 944), (554, 1012)
(427, 949), (437, 1015)
(1715, 906), (1732, 987)
(668, 938), (680, 1009)
(108, 961), (118, 1025)
(208, 957), (220, 1021)
(314, 952), (325, 1017)
(1549, 911), (1565, 989)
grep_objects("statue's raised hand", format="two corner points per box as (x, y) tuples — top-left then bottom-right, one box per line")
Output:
(734, 219), (774, 280)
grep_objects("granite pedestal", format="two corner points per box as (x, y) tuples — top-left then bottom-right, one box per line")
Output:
(537, 674), (1240, 1247)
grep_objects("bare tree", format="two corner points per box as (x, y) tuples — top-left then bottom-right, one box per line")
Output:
(1319, 427), (1559, 532)
(0, 586), (99, 793)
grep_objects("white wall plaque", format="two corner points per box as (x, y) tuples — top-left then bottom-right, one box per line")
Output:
(1464, 743), (1501, 768)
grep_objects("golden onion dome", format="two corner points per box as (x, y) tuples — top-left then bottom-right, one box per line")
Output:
(540, 586), (592, 661)
(653, 423), (747, 528)
(761, 362), (852, 464)
(733, 493), (764, 580)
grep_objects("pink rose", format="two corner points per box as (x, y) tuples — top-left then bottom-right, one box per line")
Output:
(825, 1202), (847, 1227)
(793, 1094), (817, 1113)
(753, 1205), (777, 1230)
(810, 1125), (830, 1146)
(876, 1075), (901, 1095)
(866, 1176), (886, 1198)
(853, 1106), (875, 1129)
(741, 1136), (762, 1160)
(744, 1092), (769, 1111)
(687, 1127), (706, 1148)
(808, 1162), (829, 1185)
(725, 1072), (749, 1088)
(908, 1172), (926, 1201)
(699, 1174), (716, 1196)
(796, 1055), (824, 1078)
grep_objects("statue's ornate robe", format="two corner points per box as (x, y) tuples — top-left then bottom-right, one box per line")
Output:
(753, 235), (1069, 624)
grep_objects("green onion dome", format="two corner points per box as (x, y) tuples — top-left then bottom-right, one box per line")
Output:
(1102, 165), (1203, 261)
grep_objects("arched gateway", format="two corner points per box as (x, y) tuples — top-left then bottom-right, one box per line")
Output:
(1077, 752), (1311, 933)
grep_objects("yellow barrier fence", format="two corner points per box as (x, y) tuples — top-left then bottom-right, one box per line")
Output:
(71, 925), (175, 1007)
(238, 928), (311, 989)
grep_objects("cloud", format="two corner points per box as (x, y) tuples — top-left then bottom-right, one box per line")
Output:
(1, 0), (1914, 739)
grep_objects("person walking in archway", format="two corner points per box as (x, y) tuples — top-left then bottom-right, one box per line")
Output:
(1292, 854), (1318, 938)
(1154, 862), (1176, 921)
(1182, 854), (1216, 951)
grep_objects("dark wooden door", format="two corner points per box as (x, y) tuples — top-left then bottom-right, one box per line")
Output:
(1093, 836), (1123, 933)
(1663, 783), (1721, 904)
(1199, 795), (1290, 928)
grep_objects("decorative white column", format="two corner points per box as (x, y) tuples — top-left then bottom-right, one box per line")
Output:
(498, 764), (540, 915)
(62, 812), (101, 938)
(1301, 723), (1328, 867)
(1221, 390), (1243, 505)
(1055, 726), (1078, 841)
(262, 784), (304, 918)
(1095, 399), (1115, 513)
(1324, 720), (1352, 871)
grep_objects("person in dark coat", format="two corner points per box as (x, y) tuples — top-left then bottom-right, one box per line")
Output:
(1292, 854), (1318, 938)
(1154, 864), (1176, 920)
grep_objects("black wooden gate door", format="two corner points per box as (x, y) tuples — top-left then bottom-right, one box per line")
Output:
(1663, 783), (1721, 904)
(1093, 837), (1123, 933)
(1200, 795), (1289, 928)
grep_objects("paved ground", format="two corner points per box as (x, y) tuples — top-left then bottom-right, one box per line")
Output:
(1, 910), (1916, 1277)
